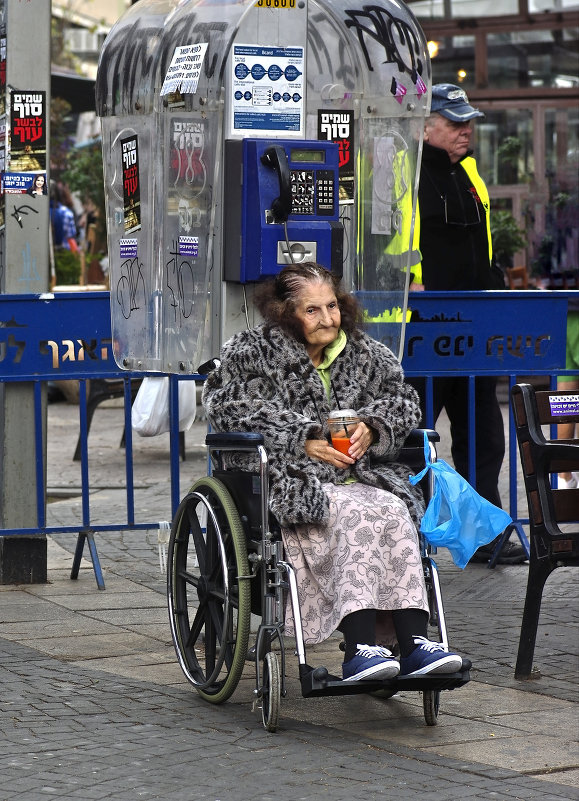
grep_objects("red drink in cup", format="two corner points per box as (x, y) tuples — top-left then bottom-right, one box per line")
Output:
(331, 435), (353, 454)
(327, 410), (360, 456)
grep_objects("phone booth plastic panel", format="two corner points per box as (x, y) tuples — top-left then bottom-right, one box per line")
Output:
(305, 0), (430, 358)
(97, 0), (429, 369)
(97, 0), (257, 372)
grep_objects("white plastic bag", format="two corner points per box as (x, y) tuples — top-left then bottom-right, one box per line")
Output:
(131, 377), (197, 436)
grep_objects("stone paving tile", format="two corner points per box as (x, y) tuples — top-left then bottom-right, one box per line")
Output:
(1, 402), (577, 800)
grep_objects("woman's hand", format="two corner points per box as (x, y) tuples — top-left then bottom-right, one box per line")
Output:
(305, 422), (375, 466)
(305, 438), (355, 467)
(347, 421), (375, 460)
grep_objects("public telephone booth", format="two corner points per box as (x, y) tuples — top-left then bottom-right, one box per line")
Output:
(93, 2), (478, 734)
(96, 0), (431, 372)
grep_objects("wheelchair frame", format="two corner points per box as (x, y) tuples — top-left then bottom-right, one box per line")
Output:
(167, 429), (470, 732)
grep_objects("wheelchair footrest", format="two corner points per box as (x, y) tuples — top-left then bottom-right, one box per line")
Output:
(299, 663), (470, 698)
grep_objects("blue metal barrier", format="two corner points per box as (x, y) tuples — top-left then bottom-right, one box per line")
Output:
(0, 290), (575, 586)
(0, 291), (201, 588)
(365, 289), (574, 549)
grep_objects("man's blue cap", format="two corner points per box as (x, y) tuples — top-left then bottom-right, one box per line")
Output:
(431, 84), (484, 122)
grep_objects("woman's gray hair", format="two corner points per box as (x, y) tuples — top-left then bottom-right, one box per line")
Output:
(274, 262), (333, 301)
(254, 262), (363, 342)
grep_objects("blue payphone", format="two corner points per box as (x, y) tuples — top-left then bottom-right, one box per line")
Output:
(224, 138), (343, 283)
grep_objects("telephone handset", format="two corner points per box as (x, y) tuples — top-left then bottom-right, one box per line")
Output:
(260, 145), (291, 223)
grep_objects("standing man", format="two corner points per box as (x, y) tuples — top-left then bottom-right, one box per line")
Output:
(408, 84), (526, 565)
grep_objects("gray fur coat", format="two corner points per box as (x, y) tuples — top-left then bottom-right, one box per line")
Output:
(202, 324), (425, 527)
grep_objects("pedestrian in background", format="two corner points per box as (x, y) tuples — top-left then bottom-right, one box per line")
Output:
(407, 83), (526, 565)
(557, 304), (579, 488)
(50, 181), (78, 252)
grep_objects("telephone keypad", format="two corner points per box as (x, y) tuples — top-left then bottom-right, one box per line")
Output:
(316, 170), (335, 216)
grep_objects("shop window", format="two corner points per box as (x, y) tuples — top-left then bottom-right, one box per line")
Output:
(539, 107), (579, 279)
(409, 0), (518, 17)
(474, 110), (534, 187)
(428, 35), (476, 89)
(488, 29), (579, 89)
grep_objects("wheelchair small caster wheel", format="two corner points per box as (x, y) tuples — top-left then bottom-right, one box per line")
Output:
(423, 689), (440, 726)
(261, 651), (281, 733)
(312, 666), (329, 682)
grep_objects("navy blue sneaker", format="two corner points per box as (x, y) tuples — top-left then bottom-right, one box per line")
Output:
(399, 637), (463, 677)
(342, 644), (400, 682)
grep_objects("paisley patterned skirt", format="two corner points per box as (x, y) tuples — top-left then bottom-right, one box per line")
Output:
(282, 482), (429, 646)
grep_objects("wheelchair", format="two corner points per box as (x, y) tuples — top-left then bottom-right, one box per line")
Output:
(167, 427), (471, 732)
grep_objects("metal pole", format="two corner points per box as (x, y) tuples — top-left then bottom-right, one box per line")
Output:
(0, 0), (51, 583)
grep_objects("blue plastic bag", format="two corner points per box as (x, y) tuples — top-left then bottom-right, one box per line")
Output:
(409, 432), (512, 568)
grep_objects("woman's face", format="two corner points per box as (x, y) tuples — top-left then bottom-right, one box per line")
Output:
(294, 280), (341, 355)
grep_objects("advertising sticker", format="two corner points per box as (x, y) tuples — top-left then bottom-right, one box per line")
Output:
(318, 110), (355, 204)
(3, 171), (47, 195)
(121, 134), (141, 234)
(160, 43), (208, 97)
(9, 90), (46, 172)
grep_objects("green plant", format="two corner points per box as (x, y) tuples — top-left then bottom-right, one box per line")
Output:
(51, 97), (75, 179)
(530, 234), (554, 278)
(497, 136), (522, 167)
(491, 210), (527, 269)
(554, 192), (570, 209)
(54, 248), (81, 285)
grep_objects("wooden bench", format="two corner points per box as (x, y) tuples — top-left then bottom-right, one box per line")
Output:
(510, 383), (579, 679)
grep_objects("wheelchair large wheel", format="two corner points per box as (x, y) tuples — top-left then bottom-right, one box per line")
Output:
(167, 476), (251, 704)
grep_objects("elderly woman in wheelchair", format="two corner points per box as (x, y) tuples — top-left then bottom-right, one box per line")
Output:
(168, 262), (467, 729)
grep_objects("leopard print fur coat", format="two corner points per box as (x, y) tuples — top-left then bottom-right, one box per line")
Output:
(202, 324), (425, 528)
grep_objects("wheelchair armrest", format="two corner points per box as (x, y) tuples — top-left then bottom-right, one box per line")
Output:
(403, 428), (439, 447)
(206, 432), (265, 451)
(197, 358), (221, 375)
(371, 428), (438, 467)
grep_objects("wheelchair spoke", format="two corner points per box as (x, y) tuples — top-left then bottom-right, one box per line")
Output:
(177, 568), (199, 587)
(187, 602), (206, 648)
(207, 598), (225, 644)
(203, 606), (218, 676)
(189, 516), (207, 575)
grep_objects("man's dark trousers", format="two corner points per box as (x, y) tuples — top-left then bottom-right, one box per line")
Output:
(408, 375), (505, 508)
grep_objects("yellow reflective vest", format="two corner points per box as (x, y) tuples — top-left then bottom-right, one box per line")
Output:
(407, 156), (492, 286)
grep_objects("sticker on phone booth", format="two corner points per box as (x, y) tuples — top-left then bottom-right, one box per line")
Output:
(178, 236), (199, 258)
(120, 238), (138, 258)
